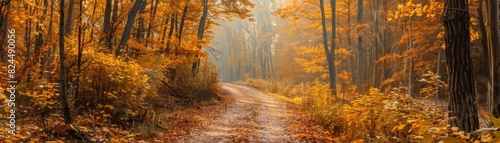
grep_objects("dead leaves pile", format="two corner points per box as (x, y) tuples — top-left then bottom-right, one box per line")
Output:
(285, 103), (338, 142)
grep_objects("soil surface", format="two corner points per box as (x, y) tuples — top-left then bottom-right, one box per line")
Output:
(157, 83), (335, 143)
(178, 83), (294, 142)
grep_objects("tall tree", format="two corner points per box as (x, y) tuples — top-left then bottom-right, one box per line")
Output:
(355, 0), (363, 92)
(192, 0), (209, 76)
(116, 0), (144, 56)
(103, 0), (112, 34)
(64, 0), (74, 35)
(488, 0), (500, 117)
(319, 0), (336, 97)
(59, 0), (72, 124)
(0, 1), (11, 64)
(329, 0), (337, 97)
(442, 0), (479, 132)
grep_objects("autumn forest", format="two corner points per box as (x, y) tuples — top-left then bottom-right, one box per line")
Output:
(1, 0), (500, 142)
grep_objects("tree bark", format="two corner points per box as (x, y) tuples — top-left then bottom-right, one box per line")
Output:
(478, 0), (488, 68)
(165, 14), (176, 54)
(103, 0), (112, 34)
(116, 0), (143, 56)
(74, 0), (85, 108)
(136, 0), (146, 40)
(176, 6), (188, 55)
(487, 0), (500, 117)
(356, 0), (363, 92)
(145, 0), (160, 48)
(64, 0), (74, 35)
(159, 16), (170, 48)
(319, 0), (328, 82)
(192, 0), (209, 76)
(442, 0), (479, 132)
(1, 3), (10, 64)
(329, 0), (337, 97)
(59, 0), (72, 124)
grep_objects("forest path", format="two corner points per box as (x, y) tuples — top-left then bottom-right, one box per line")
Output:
(179, 83), (294, 142)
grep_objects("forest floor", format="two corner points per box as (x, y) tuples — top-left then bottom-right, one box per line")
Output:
(153, 83), (335, 142)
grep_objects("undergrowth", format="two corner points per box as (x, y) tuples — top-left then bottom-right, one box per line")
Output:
(243, 78), (498, 142)
(0, 52), (222, 142)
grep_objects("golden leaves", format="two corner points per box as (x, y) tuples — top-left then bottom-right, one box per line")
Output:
(66, 48), (152, 120)
(341, 87), (452, 142)
(388, 0), (443, 22)
(295, 46), (328, 74)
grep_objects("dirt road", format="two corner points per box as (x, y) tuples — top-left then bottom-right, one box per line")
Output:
(179, 83), (294, 143)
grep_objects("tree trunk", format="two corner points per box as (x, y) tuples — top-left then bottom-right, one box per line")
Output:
(64, 0), (74, 35)
(487, 0), (500, 117)
(319, 0), (328, 83)
(435, 49), (441, 106)
(381, 0), (388, 89)
(176, 6), (188, 55)
(356, 0), (363, 92)
(74, 0), (85, 108)
(329, 0), (337, 97)
(165, 14), (175, 54)
(103, 0), (112, 34)
(59, 0), (72, 124)
(145, 0), (159, 48)
(443, 0), (479, 132)
(408, 9), (415, 97)
(107, 0), (118, 50)
(45, 0), (55, 75)
(478, 0), (488, 67)
(409, 57), (415, 97)
(1, 3), (10, 64)
(136, 0), (146, 40)
(192, 0), (208, 76)
(34, 0), (48, 61)
(116, 0), (143, 56)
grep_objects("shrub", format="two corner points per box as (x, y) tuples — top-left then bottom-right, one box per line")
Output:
(299, 80), (347, 136)
(163, 58), (220, 102)
(343, 88), (447, 142)
(67, 49), (153, 123)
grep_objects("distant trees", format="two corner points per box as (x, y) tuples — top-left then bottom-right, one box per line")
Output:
(215, 0), (275, 82)
(0, 0), (255, 141)
(213, 0), (494, 136)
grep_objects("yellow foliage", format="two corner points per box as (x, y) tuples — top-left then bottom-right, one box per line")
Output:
(295, 46), (328, 74)
(68, 48), (153, 121)
(340, 87), (485, 142)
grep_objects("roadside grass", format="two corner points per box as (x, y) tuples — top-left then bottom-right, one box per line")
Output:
(267, 93), (303, 105)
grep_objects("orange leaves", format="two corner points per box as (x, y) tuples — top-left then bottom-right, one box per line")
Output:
(66, 48), (152, 120)
(295, 46), (328, 74)
(127, 39), (151, 53)
(18, 81), (59, 110)
(387, 0), (443, 22)
(334, 47), (352, 60)
(341, 87), (450, 142)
